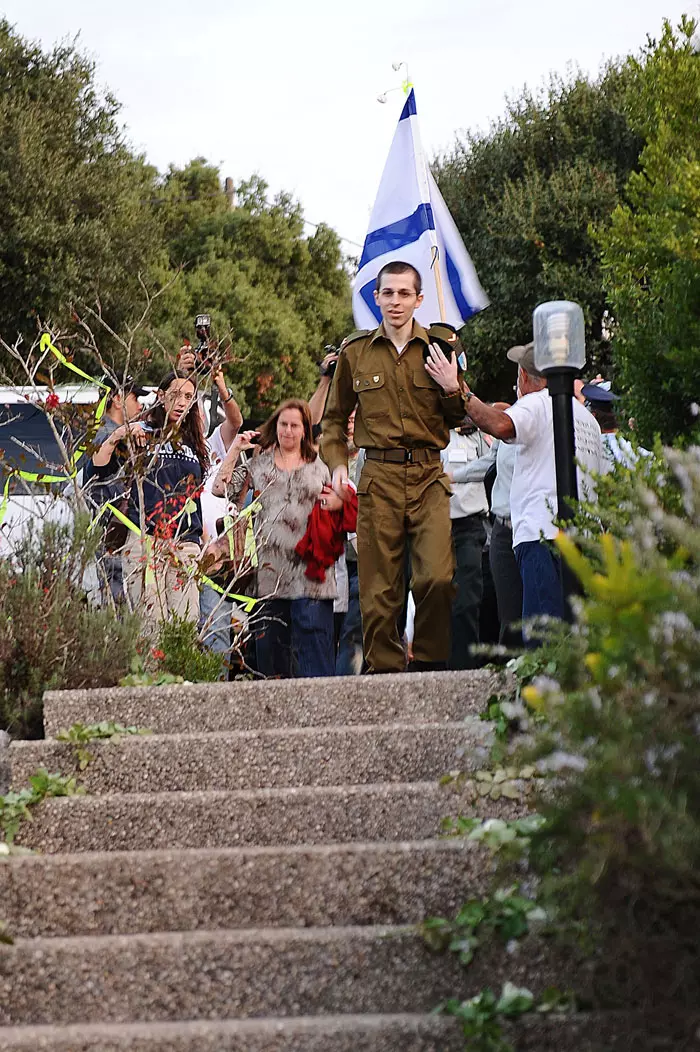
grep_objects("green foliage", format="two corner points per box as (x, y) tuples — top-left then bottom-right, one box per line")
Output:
(480, 696), (510, 740)
(434, 62), (642, 399)
(0, 20), (163, 363)
(440, 813), (545, 852)
(56, 721), (152, 770)
(596, 19), (700, 445)
(146, 165), (351, 416)
(0, 516), (143, 739)
(154, 614), (225, 683)
(439, 983), (535, 1052)
(423, 887), (546, 965)
(440, 984), (572, 1052)
(0, 768), (82, 843)
(504, 445), (700, 1041)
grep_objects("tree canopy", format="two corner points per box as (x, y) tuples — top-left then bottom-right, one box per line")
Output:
(0, 22), (352, 411)
(0, 19), (163, 349)
(595, 18), (700, 445)
(433, 61), (643, 400)
(147, 164), (351, 417)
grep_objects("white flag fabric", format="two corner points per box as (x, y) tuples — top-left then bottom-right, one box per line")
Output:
(353, 89), (489, 331)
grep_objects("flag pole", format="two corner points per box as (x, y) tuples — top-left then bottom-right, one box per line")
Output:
(431, 246), (447, 323)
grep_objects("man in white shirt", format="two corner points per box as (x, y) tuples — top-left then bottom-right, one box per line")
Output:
(441, 425), (490, 668)
(456, 343), (608, 630)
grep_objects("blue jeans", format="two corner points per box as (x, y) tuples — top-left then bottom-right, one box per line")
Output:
(256, 598), (335, 678)
(199, 584), (232, 654)
(514, 540), (564, 644)
(336, 561), (363, 676)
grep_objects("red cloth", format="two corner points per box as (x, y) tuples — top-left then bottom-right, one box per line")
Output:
(295, 493), (358, 582)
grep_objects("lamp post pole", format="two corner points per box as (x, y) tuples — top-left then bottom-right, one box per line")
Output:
(533, 301), (586, 611)
(547, 369), (579, 521)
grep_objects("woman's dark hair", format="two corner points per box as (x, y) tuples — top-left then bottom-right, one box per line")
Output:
(148, 371), (209, 474)
(257, 399), (317, 463)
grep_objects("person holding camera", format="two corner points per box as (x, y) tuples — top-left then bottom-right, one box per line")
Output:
(321, 260), (469, 675)
(86, 371), (208, 629)
(308, 348), (339, 434)
(213, 398), (345, 678)
(176, 342), (243, 440)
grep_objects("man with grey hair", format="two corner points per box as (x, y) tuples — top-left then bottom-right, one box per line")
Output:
(457, 342), (608, 632)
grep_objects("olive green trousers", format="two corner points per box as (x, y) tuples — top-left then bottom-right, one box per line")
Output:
(356, 458), (455, 673)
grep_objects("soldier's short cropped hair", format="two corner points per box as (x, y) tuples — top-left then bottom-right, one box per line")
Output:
(375, 261), (422, 295)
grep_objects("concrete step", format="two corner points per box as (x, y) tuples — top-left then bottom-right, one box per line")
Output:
(0, 1015), (463, 1051)
(0, 839), (489, 938)
(14, 782), (531, 854)
(0, 925), (558, 1026)
(10, 722), (491, 795)
(0, 1014), (619, 1052)
(43, 669), (509, 737)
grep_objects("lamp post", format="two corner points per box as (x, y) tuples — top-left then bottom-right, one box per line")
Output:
(533, 300), (586, 522)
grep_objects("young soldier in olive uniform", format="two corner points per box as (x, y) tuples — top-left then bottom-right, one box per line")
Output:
(321, 261), (468, 673)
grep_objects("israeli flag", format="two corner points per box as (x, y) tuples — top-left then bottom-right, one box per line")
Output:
(353, 89), (489, 330)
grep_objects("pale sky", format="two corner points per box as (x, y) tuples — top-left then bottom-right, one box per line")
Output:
(6, 0), (697, 252)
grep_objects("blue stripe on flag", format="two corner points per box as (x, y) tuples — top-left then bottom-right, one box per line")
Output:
(445, 249), (479, 322)
(358, 203), (435, 270)
(359, 279), (383, 324)
(400, 89), (417, 121)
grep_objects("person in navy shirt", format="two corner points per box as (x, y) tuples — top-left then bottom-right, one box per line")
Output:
(87, 371), (209, 628)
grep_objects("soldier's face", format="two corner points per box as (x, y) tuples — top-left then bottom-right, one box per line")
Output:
(374, 273), (423, 328)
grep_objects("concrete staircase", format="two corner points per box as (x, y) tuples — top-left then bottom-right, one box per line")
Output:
(0, 670), (556, 1051)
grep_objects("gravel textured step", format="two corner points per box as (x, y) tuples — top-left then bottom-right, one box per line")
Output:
(0, 1014), (464, 1051)
(0, 1013), (622, 1052)
(43, 669), (509, 736)
(0, 925), (560, 1026)
(0, 839), (490, 938)
(13, 782), (532, 854)
(10, 721), (491, 795)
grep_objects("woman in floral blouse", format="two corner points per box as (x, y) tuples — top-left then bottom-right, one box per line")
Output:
(213, 398), (343, 677)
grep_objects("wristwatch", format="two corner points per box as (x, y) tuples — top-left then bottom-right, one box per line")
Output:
(222, 388), (235, 404)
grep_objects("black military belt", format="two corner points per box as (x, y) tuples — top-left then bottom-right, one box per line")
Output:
(364, 447), (441, 464)
(494, 514), (512, 530)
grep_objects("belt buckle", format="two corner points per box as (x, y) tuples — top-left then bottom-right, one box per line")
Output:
(405, 449), (413, 464)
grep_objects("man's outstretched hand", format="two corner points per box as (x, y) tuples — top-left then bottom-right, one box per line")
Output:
(424, 342), (460, 394)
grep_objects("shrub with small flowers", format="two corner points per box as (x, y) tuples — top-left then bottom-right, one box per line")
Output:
(507, 446), (700, 1046)
(429, 446), (700, 1050)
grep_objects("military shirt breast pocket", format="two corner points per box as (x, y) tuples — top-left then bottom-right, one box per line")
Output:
(412, 369), (441, 411)
(353, 372), (385, 418)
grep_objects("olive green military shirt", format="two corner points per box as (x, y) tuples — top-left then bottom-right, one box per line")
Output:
(320, 321), (468, 473)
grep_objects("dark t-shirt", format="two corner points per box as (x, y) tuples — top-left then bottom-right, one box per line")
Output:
(85, 433), (203, 544)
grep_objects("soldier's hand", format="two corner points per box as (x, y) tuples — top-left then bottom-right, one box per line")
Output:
(424, 342), (460, 395)
(331, 465), (351, 501)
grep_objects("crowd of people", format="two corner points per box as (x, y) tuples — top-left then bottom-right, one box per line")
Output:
(83, 259), (637, 678)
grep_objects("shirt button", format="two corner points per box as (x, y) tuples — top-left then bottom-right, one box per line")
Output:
(398, 387), (404, 392)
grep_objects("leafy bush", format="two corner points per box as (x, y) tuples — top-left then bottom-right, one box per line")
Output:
(509, 446), (700, 1045)
(0, 516), (142, 739)
(429, 447), (700, 1049)
(154, 615), (225, 683)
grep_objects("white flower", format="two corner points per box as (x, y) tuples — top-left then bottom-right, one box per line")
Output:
(539, 751), (588, 773)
